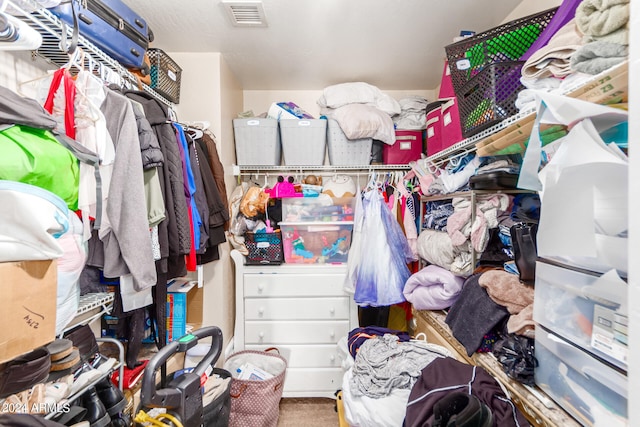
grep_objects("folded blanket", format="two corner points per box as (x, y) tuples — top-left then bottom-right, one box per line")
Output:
(570, 41), (628, 74)
(416, 229), (472, 276)
(576, 0), (629, 37)
(403, 265), (465, 310)
(522, 19), (584, 79)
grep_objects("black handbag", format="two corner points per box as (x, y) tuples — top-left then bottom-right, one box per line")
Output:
(510, 223), (538, 285)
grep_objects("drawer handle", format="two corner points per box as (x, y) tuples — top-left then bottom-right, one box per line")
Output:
(329, 355), (336, 362)
(329, 307), (335, 315)
(258, 307), (265, 316)
(330, 331), (335, 338)
(259, 332), (265, 340)
(257, 284), (264, 293)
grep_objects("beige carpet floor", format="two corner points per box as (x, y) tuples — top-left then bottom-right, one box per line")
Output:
(277, 398), (339, 426)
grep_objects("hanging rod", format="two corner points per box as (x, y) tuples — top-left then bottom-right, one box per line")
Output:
(232, 164), (411, 176)
(8, 0), (175, 107)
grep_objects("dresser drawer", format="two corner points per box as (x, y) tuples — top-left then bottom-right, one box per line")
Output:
(244, 273), (346, 297)
(245, 320), (350, 345)
(245, 344), (342, 369)
(244, 297), (350, 320)
(283, 367), (344, 394)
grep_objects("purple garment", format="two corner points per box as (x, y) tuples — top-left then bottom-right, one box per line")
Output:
(519, 0), (581, 60)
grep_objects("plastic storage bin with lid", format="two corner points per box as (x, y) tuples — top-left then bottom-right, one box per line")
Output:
(280, 221), (354, 264)
(282, 195), (355, 223)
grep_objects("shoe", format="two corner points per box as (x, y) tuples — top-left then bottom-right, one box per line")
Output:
(81, 387), (111, 427)
(94, 377), (126, 417)
(70, 364), (103, 396)
(432, 392), (493, 427)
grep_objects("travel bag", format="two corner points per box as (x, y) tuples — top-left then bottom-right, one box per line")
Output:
(49, 0), (153, 71)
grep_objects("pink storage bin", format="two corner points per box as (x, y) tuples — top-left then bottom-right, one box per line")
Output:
(439, 98), (464, 152)
(438, 61), (456, 99)
(426, 107), (442, 157)
(383, 130), (423, 164)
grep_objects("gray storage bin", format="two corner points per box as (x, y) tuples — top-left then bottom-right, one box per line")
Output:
(233, 118), (281, 166)
(326, 119), (372, 166)
(279, 119), (327, 166)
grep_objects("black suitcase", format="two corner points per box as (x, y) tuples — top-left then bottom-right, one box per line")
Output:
(49, 0), (153, 71)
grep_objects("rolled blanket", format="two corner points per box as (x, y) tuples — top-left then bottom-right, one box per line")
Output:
(403, 264), (465, 310)
(570, 41), (628, 74)
(575, 0), (629, 37)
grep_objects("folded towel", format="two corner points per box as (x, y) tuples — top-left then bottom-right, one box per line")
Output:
(522, 19), (584, 79)
(575, 0), (629, 37)
(570, 41), (628, 74)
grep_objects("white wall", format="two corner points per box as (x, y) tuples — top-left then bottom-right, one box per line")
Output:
(503, 0), (562, 22)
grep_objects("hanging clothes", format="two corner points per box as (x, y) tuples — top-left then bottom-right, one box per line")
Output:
(125, 90), (190, 280)
(354, 188), (414, 307)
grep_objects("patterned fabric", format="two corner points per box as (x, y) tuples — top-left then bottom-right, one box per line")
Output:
(224, 350), (287, 427)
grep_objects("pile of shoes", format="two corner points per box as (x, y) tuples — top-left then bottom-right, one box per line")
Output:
(0, 325), (129, 427)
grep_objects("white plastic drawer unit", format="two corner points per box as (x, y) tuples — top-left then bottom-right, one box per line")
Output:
(533, 259), (628, 370)
(244, 273), (347, 297)
(535, 328), (627, 426)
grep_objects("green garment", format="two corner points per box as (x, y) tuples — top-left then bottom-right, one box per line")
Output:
(0, 125), (79, 210)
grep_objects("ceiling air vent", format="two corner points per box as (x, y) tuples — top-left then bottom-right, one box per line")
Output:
(222, 1), (268, 27)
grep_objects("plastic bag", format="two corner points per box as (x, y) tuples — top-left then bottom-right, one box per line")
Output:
(354, 190), (411, 307)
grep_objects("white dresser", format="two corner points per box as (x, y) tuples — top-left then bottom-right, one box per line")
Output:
(230, 249), (358, 398)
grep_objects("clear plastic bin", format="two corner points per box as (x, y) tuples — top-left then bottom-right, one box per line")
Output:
(533, 259), (627, 370)
(535, 328), (627, 426)
(280, 222), (353, 264)
(282, 195), (355, 223)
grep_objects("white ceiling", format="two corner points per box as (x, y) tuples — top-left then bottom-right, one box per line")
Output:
(122, 0), (523, 91)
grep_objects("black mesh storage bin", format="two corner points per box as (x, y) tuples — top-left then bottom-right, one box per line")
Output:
(148, 48), (182, 104)
(445, 7), (557, 95)
(245, 231), (285, 265)
(457, 61), (524, 138)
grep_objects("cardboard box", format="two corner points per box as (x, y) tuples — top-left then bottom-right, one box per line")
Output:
(0, 260), (57, 364)
(166, 279), (197, 343)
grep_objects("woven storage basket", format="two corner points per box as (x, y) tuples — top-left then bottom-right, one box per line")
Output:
(148, 48), (182, 104)
(444, 7), (557, 95)
(233, 118), (282, 166)
(279, 119), (327, 166)
(327, 119), (372, 166)
(244, 231), (284, 265)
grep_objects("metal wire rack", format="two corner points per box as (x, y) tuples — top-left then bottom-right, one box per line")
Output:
(8, 0), (174, 107)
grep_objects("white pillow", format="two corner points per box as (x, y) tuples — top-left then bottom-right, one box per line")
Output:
(318, 82), (401, 116)
(333, 104), (396, 145)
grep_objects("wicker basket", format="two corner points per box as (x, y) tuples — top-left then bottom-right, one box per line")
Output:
(445, 8), (557, 95)
(148, 48), (182, 104)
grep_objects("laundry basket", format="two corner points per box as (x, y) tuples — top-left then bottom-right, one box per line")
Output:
(326, 119), (372, 166)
